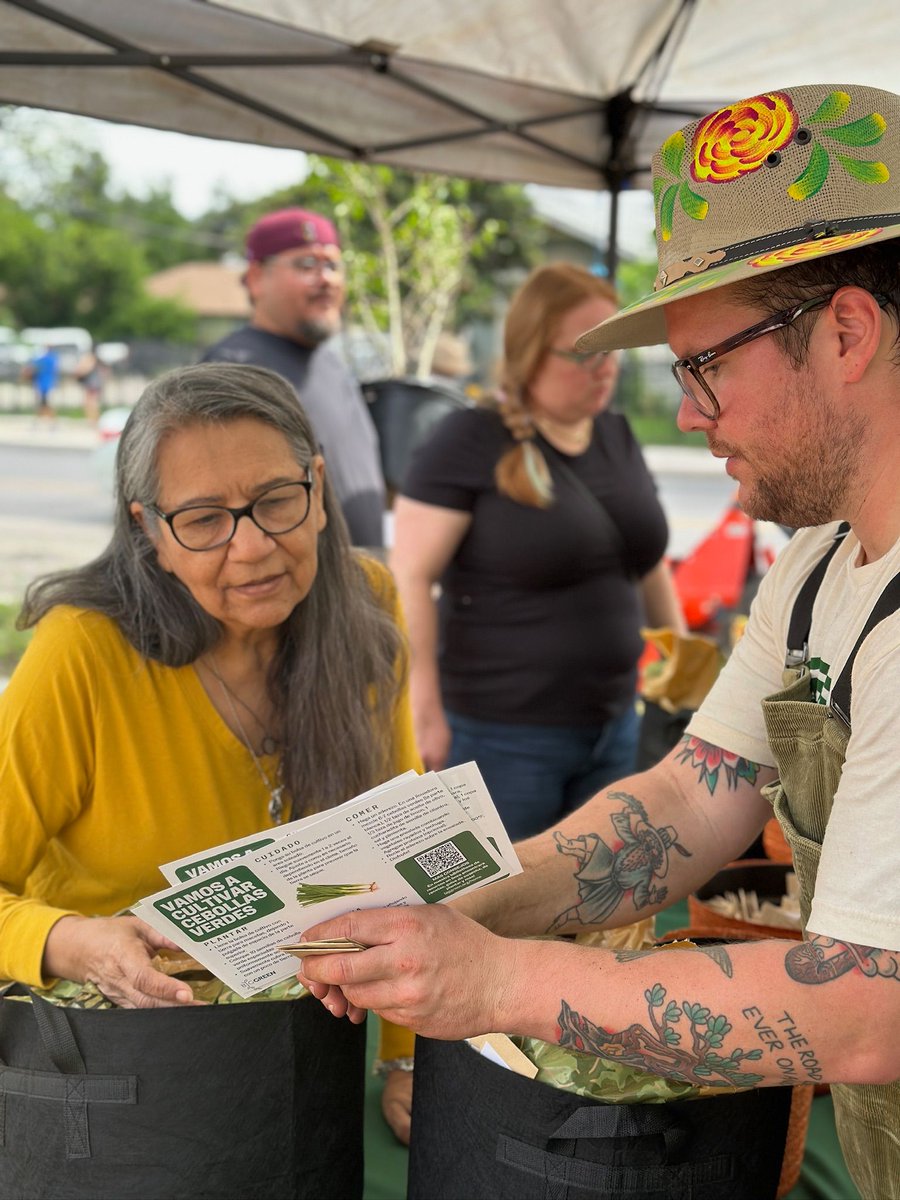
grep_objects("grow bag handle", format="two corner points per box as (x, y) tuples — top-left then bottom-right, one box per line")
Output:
(0, 983), (137, 1159)
(498, 1101), (733, 1199)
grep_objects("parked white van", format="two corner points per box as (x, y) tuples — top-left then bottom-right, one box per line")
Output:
(20, 327), (93, 376)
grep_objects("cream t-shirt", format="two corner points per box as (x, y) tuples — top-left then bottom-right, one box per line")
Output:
(688, 522), (900, 951)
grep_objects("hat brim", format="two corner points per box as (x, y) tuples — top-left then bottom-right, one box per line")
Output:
(576, 220), (900, 353)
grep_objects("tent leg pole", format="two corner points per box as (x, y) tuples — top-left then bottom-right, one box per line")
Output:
(606, 185), (620, 281)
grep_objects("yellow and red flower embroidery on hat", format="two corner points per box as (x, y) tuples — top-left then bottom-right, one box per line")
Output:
(692, 92), (798, 184)
(750, 228), (885, 268)
(653, 90), (891, 241)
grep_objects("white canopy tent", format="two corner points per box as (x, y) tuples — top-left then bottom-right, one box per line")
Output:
(2, 0), (899, 271)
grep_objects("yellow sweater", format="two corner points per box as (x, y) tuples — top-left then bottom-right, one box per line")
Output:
(0, 568), (418, 1059)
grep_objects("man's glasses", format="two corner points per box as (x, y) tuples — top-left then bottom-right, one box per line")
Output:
(671, 290), (890, 419)
(149, 480), (314, 552)
(269, 254), (344, 279)
(550, 347), (613, 370)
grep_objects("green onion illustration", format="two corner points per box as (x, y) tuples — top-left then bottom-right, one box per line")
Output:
(295, 881), (378, 907)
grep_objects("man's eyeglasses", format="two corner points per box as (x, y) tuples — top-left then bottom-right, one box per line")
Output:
(550, 347), (613, 370)
(268, 254), (344, 279)
(149, 480), (314, 552)
(672, 290), (892, 420)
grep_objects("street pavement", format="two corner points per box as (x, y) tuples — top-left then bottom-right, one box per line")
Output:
(0, 416), (114, 607)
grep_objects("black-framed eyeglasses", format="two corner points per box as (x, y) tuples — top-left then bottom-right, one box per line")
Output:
(149, 480), (314, 552)
(672, 293), (839, 420)
(550, 347), (614, 370)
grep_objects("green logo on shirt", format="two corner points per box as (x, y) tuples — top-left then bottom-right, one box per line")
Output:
(808, 656), (833, 705)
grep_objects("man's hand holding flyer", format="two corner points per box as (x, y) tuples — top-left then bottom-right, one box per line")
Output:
(133, 762), (519, 997)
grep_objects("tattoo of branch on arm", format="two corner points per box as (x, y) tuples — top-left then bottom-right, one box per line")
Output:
(557, 986), (764, 1088)
(675, 736), (761, 795)
(615, 944), (734, 977)
(786, 935), (900, 984)
(547, 792), (691, 933)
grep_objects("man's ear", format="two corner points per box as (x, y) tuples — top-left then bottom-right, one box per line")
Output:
(829, 287), (885, 383)
(244, 259), (266, 305)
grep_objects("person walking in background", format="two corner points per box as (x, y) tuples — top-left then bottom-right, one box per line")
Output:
(26, 344), (59, 423)
(202, 207), (386, 548)
(75, 343), (105, 426)
(390, 263), (684, 840)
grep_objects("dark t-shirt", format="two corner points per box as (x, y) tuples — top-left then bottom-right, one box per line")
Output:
(202, 326), (386, 547)
(402, 406), (669, 725)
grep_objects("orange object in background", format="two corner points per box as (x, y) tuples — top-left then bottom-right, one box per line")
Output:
(672, 500), (755, 631)
(763, 817), (793, 865)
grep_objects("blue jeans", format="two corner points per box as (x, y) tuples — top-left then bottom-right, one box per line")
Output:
(445, 705), (640, 841)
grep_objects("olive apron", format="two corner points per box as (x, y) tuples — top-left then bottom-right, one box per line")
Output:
(760, 528), (900, 1200)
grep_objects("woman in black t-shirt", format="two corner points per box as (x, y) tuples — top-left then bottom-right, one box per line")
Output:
(390, 263), (685, 839)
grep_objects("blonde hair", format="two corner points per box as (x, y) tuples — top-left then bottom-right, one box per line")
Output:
(489, 262), (619, 507)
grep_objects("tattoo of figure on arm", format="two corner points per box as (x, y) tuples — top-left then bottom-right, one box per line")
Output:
(557, 986), (764, 1088)
(675, 736), (761, 795)
(615, 944), (734, 977)
(786, 935), (900, 984)
(548, 792), (691, 933)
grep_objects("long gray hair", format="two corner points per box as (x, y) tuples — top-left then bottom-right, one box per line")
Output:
(21, 363), (405, 816)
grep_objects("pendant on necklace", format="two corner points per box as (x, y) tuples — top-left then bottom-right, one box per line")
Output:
(268, 785), (285, 825)
(260, 735), (279, 756)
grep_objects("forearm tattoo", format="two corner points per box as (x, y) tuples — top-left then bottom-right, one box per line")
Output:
(615, 944), (734, 977)
(675, 736), (760, 795)
(740, 1004), (823, 1085)
(548, 791), (691, 933)
(557, 987), (764, 1088)
(787, 935), (900, 984)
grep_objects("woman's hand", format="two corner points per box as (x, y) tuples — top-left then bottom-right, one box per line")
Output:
(296, 905), (518, 1040)
(381, 1070), (413, 1145)
(42, 914), (201, 1008)
(413, 702), (452, 772)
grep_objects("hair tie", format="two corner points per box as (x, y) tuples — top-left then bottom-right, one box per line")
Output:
(521, 440), (554, 504)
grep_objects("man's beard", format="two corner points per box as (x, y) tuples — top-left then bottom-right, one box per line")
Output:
(709, 377), (869, 529)
(295, 314), (341, 347)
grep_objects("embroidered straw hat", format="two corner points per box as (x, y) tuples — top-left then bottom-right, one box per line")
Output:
(577, 83), (900, 353)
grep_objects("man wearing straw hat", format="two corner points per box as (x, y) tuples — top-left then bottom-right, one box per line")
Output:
(298, 83), (900, 1197)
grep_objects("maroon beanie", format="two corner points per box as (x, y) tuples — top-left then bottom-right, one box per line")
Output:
(245, 208), (340, 261)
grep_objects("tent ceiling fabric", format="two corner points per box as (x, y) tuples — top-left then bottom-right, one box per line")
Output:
(2, 0), (899, 191)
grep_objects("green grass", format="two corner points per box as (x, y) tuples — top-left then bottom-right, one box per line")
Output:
(0, 602), (30, 676)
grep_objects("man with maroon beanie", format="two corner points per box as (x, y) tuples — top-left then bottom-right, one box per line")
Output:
(202, 207), (386, 547)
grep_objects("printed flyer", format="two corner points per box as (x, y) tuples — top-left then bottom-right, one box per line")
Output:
(133, 762), (520, 997)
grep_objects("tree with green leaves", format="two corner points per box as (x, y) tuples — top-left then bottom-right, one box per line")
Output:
(0, 110), (200, 342)
(200, 156), (546, 376)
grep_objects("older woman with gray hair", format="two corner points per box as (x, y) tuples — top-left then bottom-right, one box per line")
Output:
(0, 363), (419, 1169)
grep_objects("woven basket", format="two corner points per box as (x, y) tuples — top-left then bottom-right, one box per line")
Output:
(688, 860), (802, 942)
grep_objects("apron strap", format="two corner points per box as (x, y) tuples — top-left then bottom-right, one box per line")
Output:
(829, 570), (900, 727)
(785, 523), (849, 666)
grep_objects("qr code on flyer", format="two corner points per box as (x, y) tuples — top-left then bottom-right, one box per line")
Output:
(414, 840), (467, 879)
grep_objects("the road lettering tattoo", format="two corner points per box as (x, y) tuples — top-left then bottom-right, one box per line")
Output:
(675, 736), (760, 795)
(741, 1005), (823, 1083)
(548, 792), (691, 933)
(786, 936), (900, 984)
(558, 986), (764, 1088)
(614, 944), (733, 977)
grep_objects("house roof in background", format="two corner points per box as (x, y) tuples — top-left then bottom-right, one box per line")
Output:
(145, 260), (250, 318)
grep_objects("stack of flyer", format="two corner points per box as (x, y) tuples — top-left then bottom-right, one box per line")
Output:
(133, 762), (520, 998)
